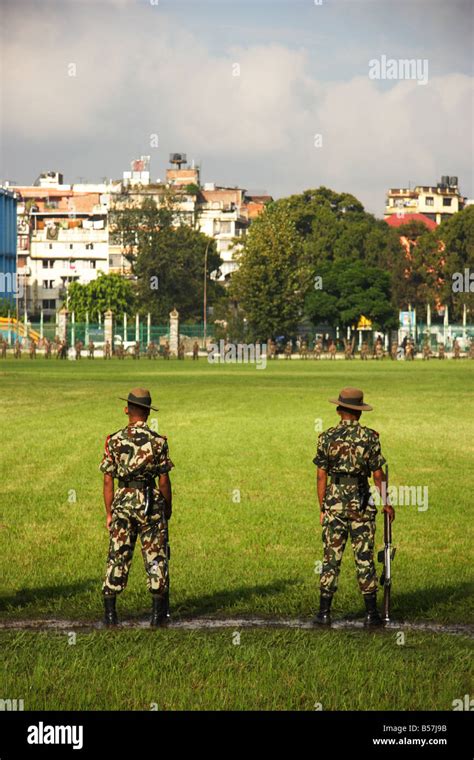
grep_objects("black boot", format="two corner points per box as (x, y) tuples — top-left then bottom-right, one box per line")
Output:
(103, 595), (118, 627)
(363, 592), (382, 626)
(150, 592), (170, 627)
(312, 593), (333, 626)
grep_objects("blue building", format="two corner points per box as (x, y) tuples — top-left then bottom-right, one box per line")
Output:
(0, 187), (18, 303)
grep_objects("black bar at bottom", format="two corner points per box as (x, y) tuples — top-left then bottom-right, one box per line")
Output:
(0, 710), (472, 757)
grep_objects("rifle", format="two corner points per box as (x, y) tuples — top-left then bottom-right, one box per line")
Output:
(163, 512), (171, 619)
(377, 464), (396, 622)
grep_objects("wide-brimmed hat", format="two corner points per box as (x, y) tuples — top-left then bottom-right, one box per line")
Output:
(119, 387), (158, 411)
(329, 387), (373, 411)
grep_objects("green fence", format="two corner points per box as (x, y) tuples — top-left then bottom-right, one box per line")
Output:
(22, 320), (211, 347)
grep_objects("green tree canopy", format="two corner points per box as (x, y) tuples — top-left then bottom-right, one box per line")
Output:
(230, 203), (305, 340)
(305, 260), (397, 330)
(111, 197), (223, 322)
(65, 273), (136, 320)
(231, 187), (404, 337)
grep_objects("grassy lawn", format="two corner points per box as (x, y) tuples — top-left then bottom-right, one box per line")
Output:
(1, 629), (472, 711)
(0, 357), (472, 709)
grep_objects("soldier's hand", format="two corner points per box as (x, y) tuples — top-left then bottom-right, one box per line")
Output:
(383, 505), (395, 522)
(106, 513), (113, 531)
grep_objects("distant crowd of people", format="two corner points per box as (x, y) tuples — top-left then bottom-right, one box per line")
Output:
(265, 334), (474, 360)
(1, 333), (473, 361)
(0, 336), (202, 360)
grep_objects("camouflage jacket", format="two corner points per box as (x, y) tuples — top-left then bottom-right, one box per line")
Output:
(313, 420), (386, 515)
(100, 421), (174, 510)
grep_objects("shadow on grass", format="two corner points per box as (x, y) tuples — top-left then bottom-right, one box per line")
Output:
(343, 580), (474, 620)
(172, 578), (300, 618)
(0, 580), (98, 612)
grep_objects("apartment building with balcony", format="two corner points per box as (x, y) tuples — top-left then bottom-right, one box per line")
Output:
(384, 175), (465, 225)
(13, 172), (110, 316)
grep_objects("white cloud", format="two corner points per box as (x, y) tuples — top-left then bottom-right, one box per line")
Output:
(1, 2), (472, 214)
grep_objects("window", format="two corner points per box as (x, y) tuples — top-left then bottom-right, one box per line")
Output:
(69, 244), (74, 249)
(42, 299), (56, 309)
(42, 280), (55, 289)
(42, 259), (54, 269)
(425, 197), (434, 206)
(91, 260), (96, 269)
(443, 198), (452, 207)
(49, 243), (53, 249)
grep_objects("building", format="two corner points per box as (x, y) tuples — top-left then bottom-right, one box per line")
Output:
(385, 176), (465, 225)
(8, 157), (272, 316)
(110, 155), (272, 281)
(0, 188), (18, 305)
(12, 172), (110, 317)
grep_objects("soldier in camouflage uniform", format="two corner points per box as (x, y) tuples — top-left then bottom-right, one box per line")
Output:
(312, 387), (395, 627)
(100, 388), (174, 627)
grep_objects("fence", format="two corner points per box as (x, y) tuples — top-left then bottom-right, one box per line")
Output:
(0, 317), (210, 347)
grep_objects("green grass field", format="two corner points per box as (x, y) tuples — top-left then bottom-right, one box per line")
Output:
(0, 357), (472, 710)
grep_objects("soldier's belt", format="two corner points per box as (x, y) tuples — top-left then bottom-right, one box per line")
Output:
(330, 474), (364, 486)
(118, 479), (155, 489)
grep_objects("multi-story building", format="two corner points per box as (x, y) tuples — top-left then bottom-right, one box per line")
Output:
(110, 155), (272, 281)
(0, 187), (18, 305)
(385, 176), (465, 225)
(12, 172), (110, 316)
(7, 157), (272, 316)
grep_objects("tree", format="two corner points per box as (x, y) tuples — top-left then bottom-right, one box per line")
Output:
(111, 197), (223, 322)
(305, 260), (397, 331)
(437, 206), (474, 320)
(66, 273), (136, 320)
(230, 203), (306, 340)
(231, 187), (404, 337)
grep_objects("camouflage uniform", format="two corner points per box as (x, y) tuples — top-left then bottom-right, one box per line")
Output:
(313, 420), (386, 597)
(100, 421), (174, 596)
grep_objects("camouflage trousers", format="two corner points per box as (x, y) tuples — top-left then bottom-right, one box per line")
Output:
(320, 510), (378, 596)
(103, 505), (168, 596)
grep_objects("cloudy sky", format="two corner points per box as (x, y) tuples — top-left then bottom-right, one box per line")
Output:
(1, 0), (472, 215)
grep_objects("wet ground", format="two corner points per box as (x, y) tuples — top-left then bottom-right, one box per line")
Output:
(0, 617), (472, 636)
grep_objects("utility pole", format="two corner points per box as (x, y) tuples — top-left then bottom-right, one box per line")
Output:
(203, 239), (211, 349)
